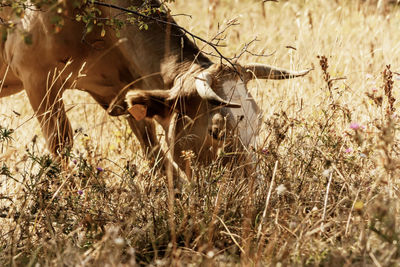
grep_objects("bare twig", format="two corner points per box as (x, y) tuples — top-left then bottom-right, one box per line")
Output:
(321, 172), (333, 232)
(257, 160), (278, 239)
(167, 112), (178, 257)
(345, 188), (360, 236)
(233, 38), (274, 60)
(217, 216), (245, 254)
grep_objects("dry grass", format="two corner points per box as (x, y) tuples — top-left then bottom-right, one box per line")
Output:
(1, 0), (400, 265)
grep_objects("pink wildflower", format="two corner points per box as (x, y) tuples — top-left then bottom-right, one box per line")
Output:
(350, 123), (360, 130)
(350, 123), (365, 130)
(345, 148), (353, 153)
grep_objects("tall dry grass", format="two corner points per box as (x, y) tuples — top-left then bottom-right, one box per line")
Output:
(1, 0), (400, 265)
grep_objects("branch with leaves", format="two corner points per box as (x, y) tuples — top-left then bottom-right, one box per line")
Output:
(90, 1), (241, 70)
(1, 0), (265, 71)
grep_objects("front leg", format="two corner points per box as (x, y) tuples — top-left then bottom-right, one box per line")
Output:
(108, 88), (181, 174)
(24, 76), (73, 156)
(126, 117), (164, 166)
(107, 88), (165, 167)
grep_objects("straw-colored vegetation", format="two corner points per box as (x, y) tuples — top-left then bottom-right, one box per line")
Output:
(1, 0), (400, 265)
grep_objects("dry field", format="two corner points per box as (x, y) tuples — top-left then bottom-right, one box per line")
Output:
(1, 0), (400, 265)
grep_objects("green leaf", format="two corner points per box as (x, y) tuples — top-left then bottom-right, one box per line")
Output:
(86, 23), (94, 34)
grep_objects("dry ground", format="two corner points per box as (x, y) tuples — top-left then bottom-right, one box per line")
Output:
(1, 0), (400, 265)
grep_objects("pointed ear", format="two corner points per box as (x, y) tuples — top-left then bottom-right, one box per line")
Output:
(125, 90), (172, 121)
(128, 104), (147, 121)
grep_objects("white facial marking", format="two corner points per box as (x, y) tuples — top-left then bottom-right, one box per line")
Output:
(222, 80), (261, 148)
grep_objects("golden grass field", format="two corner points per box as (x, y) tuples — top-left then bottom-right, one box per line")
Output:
(1, 0), (400, 265)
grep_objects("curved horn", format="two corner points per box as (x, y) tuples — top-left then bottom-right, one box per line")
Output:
(240, 63), (312, 81)
(195, 72), (241, 108)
